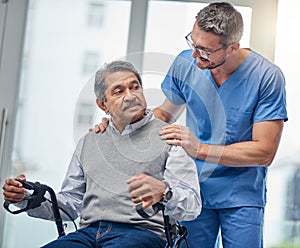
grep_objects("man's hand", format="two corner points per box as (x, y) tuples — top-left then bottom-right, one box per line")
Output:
(160, 124), (200, 158)
(2, 174), (27, 203)
(89, 117), (109, 133)
(127, 174), (167, 209)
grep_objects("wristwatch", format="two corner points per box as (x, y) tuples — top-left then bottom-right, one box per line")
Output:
(161, 183), (173, 203)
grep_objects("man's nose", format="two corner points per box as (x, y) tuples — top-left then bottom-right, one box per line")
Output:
(191, 48), (198, 59)
(124, 89), (136, 101)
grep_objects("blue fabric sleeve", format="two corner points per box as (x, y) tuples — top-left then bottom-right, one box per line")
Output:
(254, 66), (288, 123)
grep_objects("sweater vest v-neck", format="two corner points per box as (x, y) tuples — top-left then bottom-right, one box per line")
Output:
(79, 118), (172, 237)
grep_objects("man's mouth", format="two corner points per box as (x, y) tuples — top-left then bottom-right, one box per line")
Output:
(199, 56), (210, 62)
(122, 102), (142, 111)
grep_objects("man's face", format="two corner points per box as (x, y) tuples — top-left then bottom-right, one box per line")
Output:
(190, 23), (230, 70)
(97, 70), (147, 131)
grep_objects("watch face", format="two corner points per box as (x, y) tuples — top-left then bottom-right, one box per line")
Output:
(165, 189), (173, 201)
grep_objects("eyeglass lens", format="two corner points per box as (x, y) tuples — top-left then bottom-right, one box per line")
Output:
(186, 34), (210, 59)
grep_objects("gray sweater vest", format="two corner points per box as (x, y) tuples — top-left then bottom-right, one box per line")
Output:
(79, 118), (172, 238)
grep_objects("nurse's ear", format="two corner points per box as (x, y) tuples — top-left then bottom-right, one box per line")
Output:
(228, 42), (240, 55)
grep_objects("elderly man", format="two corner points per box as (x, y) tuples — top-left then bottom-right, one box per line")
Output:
(2, 60), (201, 248)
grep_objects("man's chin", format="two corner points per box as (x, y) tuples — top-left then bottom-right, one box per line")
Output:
(196, 58), (210, 70)
(127, 109), (146, 122)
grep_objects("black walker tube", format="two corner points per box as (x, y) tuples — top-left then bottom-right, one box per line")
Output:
(3, 181), (66, 238)
(162, 207), (174, 248)
(46, 186), (65, 237)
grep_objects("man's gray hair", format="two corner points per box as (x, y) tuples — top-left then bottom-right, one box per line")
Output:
(94, 60), (142, 100)
(196, 2), (244, 45)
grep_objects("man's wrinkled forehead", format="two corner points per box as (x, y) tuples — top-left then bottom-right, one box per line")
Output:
(105, 71), (139, 87)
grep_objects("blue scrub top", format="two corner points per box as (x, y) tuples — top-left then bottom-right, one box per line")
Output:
(161, 49), (288, 209)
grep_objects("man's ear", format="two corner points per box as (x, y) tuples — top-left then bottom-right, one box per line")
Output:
(96, 98), (108, 113)
(230, 42), (240, 54)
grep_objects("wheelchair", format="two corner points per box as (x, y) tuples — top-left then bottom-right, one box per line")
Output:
(4, 180), (188, 248)
(136, 201), (188, 248)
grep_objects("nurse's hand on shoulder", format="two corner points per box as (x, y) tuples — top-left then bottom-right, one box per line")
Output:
(160, 124), (200, 159)
(89, 117), (109, 133)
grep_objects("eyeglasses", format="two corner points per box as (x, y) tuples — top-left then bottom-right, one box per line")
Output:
(185, 31), (230, 60)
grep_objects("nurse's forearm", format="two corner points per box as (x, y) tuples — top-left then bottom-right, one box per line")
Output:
(153, 99), (185, 124)
(198, 120), (283, 167)
(197, 141), (276, 167)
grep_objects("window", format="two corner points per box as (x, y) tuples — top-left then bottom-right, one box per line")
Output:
(142, 1), (252, 126)
(1, 1), (131, 247)
(77, 103), (95, 125)
(87, 0), (105, 28)
(82, 51), (100, 75)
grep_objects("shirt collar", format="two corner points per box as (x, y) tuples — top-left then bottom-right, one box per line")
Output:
(109, 109), (154, 135)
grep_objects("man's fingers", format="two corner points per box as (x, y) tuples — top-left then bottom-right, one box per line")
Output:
(140, 196), (155, 209)
(166, 139), (181, 146)
(94, 124), (101, 133)
(99, 123), (106, 132)
(3, 185), (26, 202)
(101, 117), (109, 128)
(160, 125), (176, 134)
(3, 183), (25, 193)
(160, 133), (182, 141)
(132, 195), (154, 209)
(4, 178), (23, 188)
(16, 174), (26, 182)
(132, 196), (143, 204)
(126, 174), (146, 184)
(159, 124), (185, 140)
(141, 201), (152, 209)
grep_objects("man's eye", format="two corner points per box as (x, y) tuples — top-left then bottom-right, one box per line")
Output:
(113, 89), (122, 95)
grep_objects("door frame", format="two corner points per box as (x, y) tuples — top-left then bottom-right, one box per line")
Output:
(0, 0), (29, 243)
